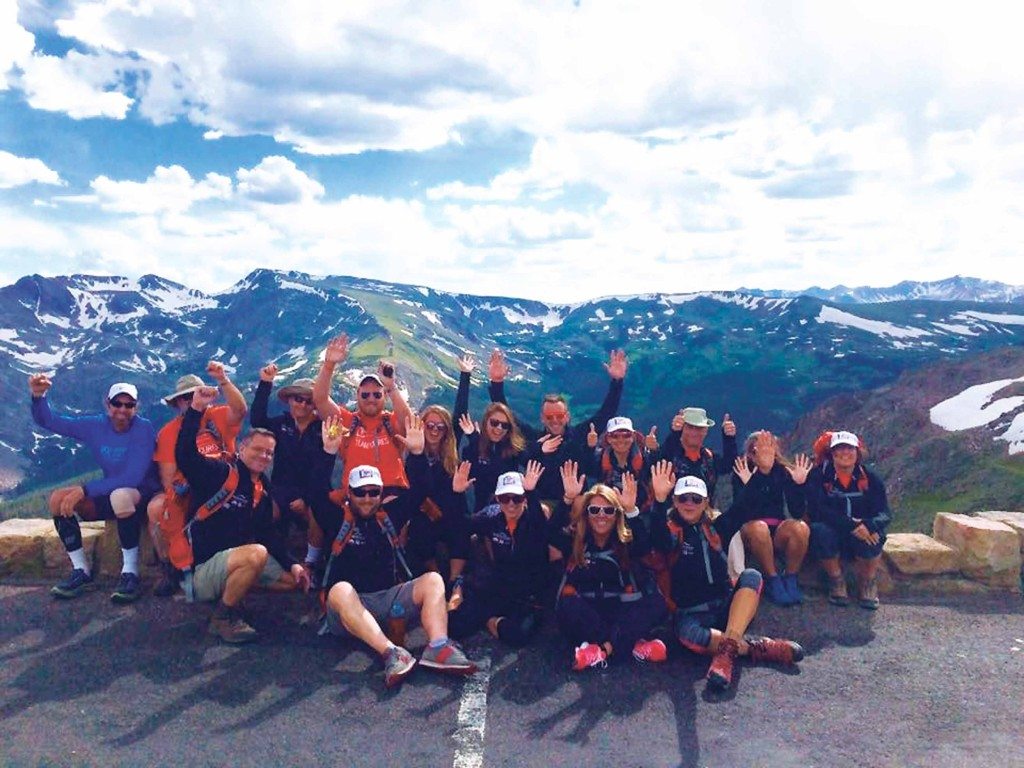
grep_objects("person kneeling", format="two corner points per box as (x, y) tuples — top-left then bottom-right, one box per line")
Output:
(648, 461), (804, 690)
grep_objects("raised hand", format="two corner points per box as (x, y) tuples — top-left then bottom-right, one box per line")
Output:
(523, 460), (545, 492)
(604, 349), (628, 380)
(488, 349), (509, 382)
(458, 412), (477, 436)
(619, 471), (638, 511)
(191, 385), (219, 411)
(650, 460), (676, 502)
(206, 360), (229, 384)
(645, 425), (658, 451)
(787, 453), (812, 485)
(394, 413), (424, 455)
(587, 423), (598, 449)
(259, 363), (278, 383)
(377, 360), (396, 389)
(452, 461), (476, 494)
(28, 373), (52, 397)
(560, 460), (584, 502)
(752, 430), (776, 472)
(733, 455), (754, 485)
(457, 353), (476, 374)
(722, 412), (736, 438)
(538, 434), (564, 454)
(324, 333), (349, 365)
(321, 415), (349, 455)
(670, 409), (686, 432)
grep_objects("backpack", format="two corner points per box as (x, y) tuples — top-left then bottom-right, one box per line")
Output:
(643, 515), (728, 613)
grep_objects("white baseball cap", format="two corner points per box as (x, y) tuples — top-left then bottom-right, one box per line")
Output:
(107, 383), (138, 402)
(830, 431), (859, 449)
(494, 472), (525, 496)
(606, 416), (634, 433)
(348, 465), (383, 489)
(673, 475), (708, 498)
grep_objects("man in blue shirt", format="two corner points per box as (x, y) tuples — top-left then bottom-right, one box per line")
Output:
(29, 373), (157, 603)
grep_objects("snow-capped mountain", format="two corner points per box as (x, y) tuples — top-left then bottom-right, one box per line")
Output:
(741, 276), (1024, 304)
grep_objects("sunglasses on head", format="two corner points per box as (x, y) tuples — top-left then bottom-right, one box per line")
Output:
(291, 395), (313, 405)
(110, 399), (137, 409)
(488, 418), (511, 431)
(424, 422), (447, 432)
(586, 505), (617, 517)
(674, 493), (705, 505)
(360, 391), (384, 400)
(351, 486), (382, 498)
(496, 494), (525, 505)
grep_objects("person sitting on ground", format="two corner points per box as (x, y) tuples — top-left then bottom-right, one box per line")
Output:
(731, 430), (812, 606)
(313, 414), (477, 689)
(582, 416), (658, 510)
(176, 385), (309, 644)
(487, 348), (627, 503)
(655, 408), (738, 509)
(30, 373), (157, 604)
(148, 363), (247, 597)
(311, 333), (411, 495)
(250, 365), (327, 585)
(449, 462), (551, 647)
(551, 462), (668, 671)
(453, 354), (527, 513)
(647, 460), (804, 691)
(806, 430), (891, 610)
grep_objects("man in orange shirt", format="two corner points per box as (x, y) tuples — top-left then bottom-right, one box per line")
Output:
(147, 361), (248, 596)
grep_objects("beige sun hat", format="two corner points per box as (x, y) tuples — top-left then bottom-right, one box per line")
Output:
(277, 378), (316, 403)
(163, 374), (206, 406)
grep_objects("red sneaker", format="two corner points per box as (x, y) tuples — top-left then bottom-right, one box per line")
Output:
(632, 638), (667, 663)
(706, 637), (739, 689)
(572, 642), (608, 671)
(745, 635), (804, 665)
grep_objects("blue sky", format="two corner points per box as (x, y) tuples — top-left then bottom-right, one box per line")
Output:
(2, 0), (1023, 302)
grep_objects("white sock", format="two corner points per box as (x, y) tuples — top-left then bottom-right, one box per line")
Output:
(305, 544), (321, 565)
(68, 548), (90, 574)
(121, 546), (139, 574)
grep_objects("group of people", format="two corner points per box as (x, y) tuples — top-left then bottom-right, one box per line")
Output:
(27, 334), (892, 691)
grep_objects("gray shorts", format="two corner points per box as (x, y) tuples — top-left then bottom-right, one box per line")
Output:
(190, 548), (286, 603)
(325, 581), (421, 638)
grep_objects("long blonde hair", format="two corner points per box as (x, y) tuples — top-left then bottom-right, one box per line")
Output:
(478, 401), (526, 460)
(420, 405), (459, 476)
(568, 484), (633, 570)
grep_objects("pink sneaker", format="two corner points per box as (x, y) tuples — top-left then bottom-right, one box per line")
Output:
(632, 638), (667, 663)
(572, 642), (608, 671)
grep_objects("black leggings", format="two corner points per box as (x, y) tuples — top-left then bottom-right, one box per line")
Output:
(556, 593), (667, 660)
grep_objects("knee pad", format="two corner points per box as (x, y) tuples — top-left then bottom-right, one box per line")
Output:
(676, 618), (713, 652)
(736, 568), (763, 593)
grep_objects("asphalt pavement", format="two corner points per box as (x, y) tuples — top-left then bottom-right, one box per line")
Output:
(0, 580), (1021, 768)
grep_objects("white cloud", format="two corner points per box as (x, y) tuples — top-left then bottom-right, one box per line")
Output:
(18, 50), (134, 119)
(0, 150), (64, 189)
(236, 156), (324, 204)
(88, 165), (233, 214)
(0, 1), (35, 90)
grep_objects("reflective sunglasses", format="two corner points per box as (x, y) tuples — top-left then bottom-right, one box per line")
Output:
(586, 505), (617, 517)
(351, 486), (382, 498)
(360, 391), (384, 400)
(496, 494), (525, 505)
(488, 418), (511, 431)
(109, 399), (137, 409)
(424, 422), (447, 432)
(674, 493), (705, 505)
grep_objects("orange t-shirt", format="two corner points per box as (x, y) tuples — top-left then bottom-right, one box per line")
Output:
(337, 409), (409, 490)
(154, 406), (241, 480)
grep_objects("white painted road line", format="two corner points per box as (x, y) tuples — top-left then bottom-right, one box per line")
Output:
(452, 656), (491, 768)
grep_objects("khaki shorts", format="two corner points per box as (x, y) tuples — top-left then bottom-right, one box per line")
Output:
(190, 548), (286, 603)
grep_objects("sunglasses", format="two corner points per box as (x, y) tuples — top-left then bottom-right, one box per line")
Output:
(360, 391), (384, 400)
(351, 486), (382, 498)
(291, 395), (313, 405)
(109, 399), (137, 409)
(609, 431), (632, 439)
(586, 505), (617, 517)
(175, 393), (195, 404)
(496, 494), (525, 505)
(424, 422), (447, 432)
(487, 418), (511, 431)
(674, 493), (705, 505)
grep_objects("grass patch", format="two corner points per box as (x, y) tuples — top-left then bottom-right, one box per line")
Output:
(1, 472), (98, 521)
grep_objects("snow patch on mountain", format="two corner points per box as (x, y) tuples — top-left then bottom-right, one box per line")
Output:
(498, 306), (564, 332)
(816, 307), (931, 340)
(930, 376), (1024, 454)
(953, 311), (1024, 326)
(142, 283), (218, 314)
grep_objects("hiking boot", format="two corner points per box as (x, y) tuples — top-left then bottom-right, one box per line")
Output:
(632, 638), (667, 663)
(383, 645), (417, 688)
(208, 609), (259, 644)
(111, 572), (142, 604)
(766, 575), (792, 606)
(419, 640), (477, 675)
(51, 568), (95, 599)
(153, 562), (179, 598)
(707, 637), (739, 689)
(745, 635), (804, 665)
(573, 642), (608, 671)
(783, 573), (804, 604)
(827, 574), (849, 606)
(858, 574), (880, 610)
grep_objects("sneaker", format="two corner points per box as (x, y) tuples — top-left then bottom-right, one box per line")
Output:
(783, 573), (804, 604)
(419, 640), (477, 675)
(745, 634), (804, 665)
(153, 562), (179, 598)
(632, 638), (667, 663)
(111, 572), (142, 604)
(383, 645), (417, 688)
(51, 568), (95, 599)
(706, 637), (739, 689)
(765, 575), (792, 606)
(573, 642), (608, 671)
(858, 574), (880, 610)
(827, 574), (850, 606)
(208, 609), (259, 644)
